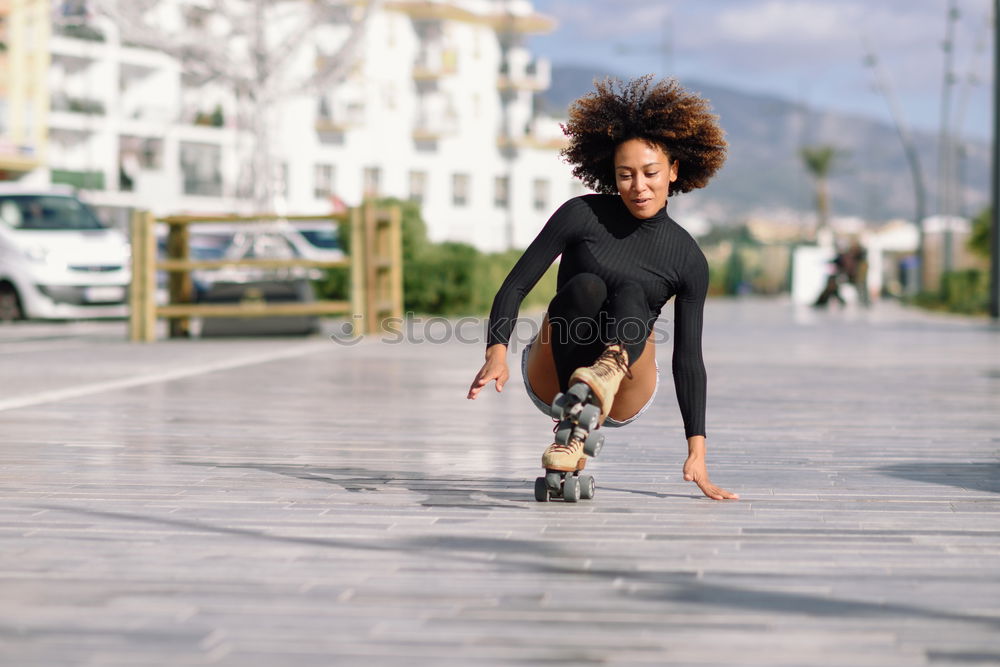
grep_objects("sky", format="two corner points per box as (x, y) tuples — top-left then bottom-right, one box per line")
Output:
(528, 0), (994, 141)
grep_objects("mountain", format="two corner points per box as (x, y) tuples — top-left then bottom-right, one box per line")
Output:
(539, 64), (990, 223)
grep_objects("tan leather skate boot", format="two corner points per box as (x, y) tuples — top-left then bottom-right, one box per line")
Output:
(542, 436), (587, 472)
(569, 343), (632, 422)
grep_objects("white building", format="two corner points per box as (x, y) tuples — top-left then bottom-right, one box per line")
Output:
(13, 0), (584, 251)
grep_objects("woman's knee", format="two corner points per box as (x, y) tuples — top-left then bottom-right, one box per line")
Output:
(549, 273), (607, 318)
(606, 281), (652, 357)
(610, 280), (645, 308)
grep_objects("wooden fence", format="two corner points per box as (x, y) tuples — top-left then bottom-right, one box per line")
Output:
(128, 201), (402, 342)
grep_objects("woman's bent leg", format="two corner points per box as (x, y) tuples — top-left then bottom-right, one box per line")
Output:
(604, 281), (655, 365)
(529, 275), (658, 424)
(546, 273), (607, 390)
(528, 317), (657, 423)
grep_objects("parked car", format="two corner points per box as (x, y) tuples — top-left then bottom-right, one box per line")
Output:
(155, 222), (329, 336)
(0, 185), (130, 321)
(283, 221), (345, 262)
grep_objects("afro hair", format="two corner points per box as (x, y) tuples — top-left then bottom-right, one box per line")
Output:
(560, 75), (727, 196)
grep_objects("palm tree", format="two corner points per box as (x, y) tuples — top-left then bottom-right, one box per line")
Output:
(800, 145), (838, 235)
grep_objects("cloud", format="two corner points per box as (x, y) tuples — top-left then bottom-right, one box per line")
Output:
(537, 0), (992, 66)
(714, 1), (862, 43)
(672, 0), (991, 87)
(530, 0), (994, 136)
(538, 0), (671, 40)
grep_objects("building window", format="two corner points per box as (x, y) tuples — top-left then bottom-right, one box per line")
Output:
(409, 170), (427, 204)
(180, 141), (222, 197)
(533, 178), (549, 211)
(315, 164), (335, 199)
(119, 136), (163, 192)
(452, 173), (470, 207)
(494, 175), (509, 208)
(363, 167), (381, 198)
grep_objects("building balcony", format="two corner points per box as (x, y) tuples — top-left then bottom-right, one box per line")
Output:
(497, 135), (566, 151)
(50, 35), (104, 62)
(51, 168), (106, 190)
(413, 112), (458, 142)
(488, 11), (556, 34)
(315, 102), (365, 133)
(387, 1), (555, 34)
(498, 55), (550, 93)
(0, 143), (42, 173)
(412, 48), (457, 80)
(118, 105), (177, 131)
(48, 111), (101, 141)
(54, 23), (106, 43)
(178, 105), (234, 130)
(51, 93), (106, 116)
(386, 1), (479, 24)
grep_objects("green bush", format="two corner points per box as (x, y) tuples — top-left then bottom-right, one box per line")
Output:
(314, 199), (558, 316)
(968, 207), (991, 260)
(405, 241), (481, 315)
(941, 269), (989, 314)
(913, 268), (989, 315)
(911, 208), (991, 315)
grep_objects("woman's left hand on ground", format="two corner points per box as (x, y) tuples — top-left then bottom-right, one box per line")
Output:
(683, 455), (740, 501)
(467, 345), (510, 400)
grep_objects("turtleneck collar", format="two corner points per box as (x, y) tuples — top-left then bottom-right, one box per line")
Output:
(615, 195), (670, 227)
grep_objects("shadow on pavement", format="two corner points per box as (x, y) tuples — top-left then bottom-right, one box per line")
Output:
(33, 502), (1000, 632)
(600, 486), (702, 500)
(181, 461), (534, 510)
(877, 462), (1000, 494)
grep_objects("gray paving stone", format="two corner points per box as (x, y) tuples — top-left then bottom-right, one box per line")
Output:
(0, 299), (998, 665)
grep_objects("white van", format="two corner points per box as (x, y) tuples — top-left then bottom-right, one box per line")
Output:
(0, 185), (131, 321)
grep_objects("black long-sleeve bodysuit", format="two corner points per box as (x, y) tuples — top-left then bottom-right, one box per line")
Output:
(487, 194), (709, 438)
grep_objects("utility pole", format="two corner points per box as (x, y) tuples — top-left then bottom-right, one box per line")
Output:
(991, 0), (1000, 319)
(939, 0), (960, 280)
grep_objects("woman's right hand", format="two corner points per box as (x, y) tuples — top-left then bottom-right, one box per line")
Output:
(467, 345), (510, 400)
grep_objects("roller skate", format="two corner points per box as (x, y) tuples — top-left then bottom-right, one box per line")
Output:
(567, 343), (631, 422)
(535, 431), (598, 503)
(534, 344), (631, 503)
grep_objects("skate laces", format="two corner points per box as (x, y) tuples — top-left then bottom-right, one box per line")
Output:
(548, 436), (583, 455)
(592, 346), (633, 380)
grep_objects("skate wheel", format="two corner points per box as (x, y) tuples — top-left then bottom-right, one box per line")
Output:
(568, 382), (590, 403)
(554, 420), (573, 446)
(534, 477), (549, 502)
(579, 404), (601, 431)
(579, 474), (596, 500)
(545, 471), (562, 492)
(562, 475), (581, 503)
(549, 393), (568, 419)
(583, 431), (605, 458)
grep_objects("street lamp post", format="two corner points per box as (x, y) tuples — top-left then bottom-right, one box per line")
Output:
(939, 0), (960, 279)
(862, 39), (928, 294)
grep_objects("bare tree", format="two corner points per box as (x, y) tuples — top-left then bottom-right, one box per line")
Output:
(91, 0), (383, 211)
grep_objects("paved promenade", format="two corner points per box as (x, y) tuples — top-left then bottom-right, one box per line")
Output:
(1, 299), (998, 666)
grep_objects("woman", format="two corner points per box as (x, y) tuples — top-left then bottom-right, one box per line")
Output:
(467, 76), (738, 501)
